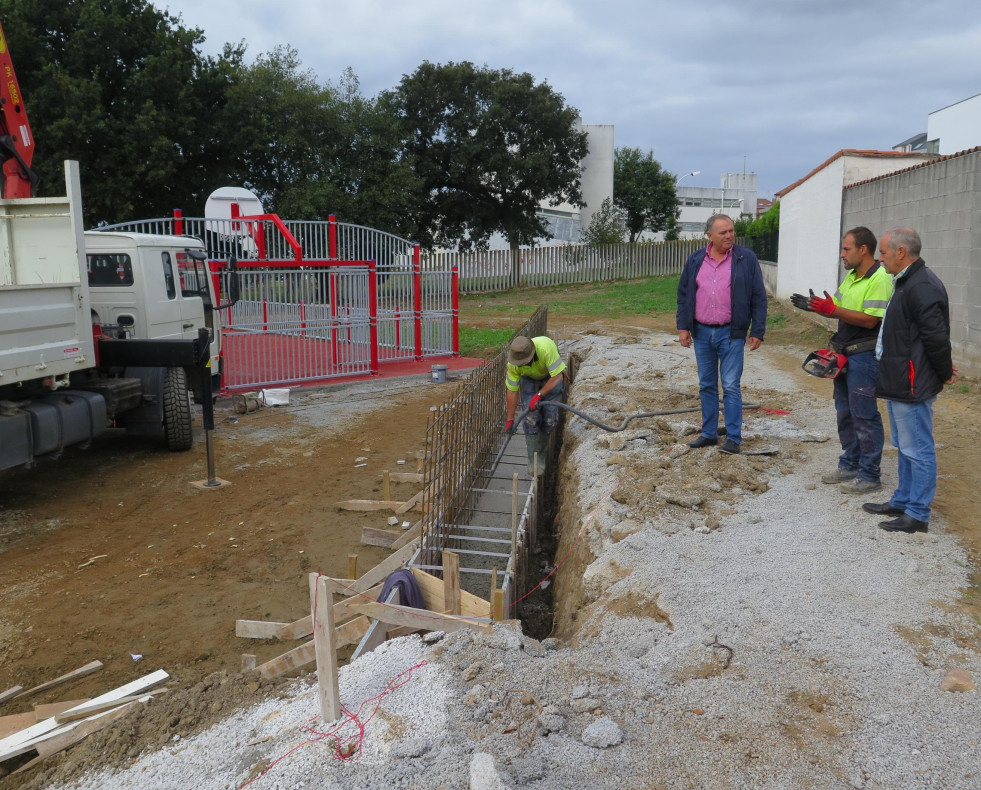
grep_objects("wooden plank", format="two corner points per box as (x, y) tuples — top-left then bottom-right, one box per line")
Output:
(35, 701), (140, 759)
(0, 687), (23, 705)
(351, 589), (399, 662)
(347, 554), (358, 580)
(336, 499), (404, 512)
(410, 568), (489, 619)
(54, 689), (167, 724)
(0, 713), (36, 740)
(310, 573), (341, 723)
(386, 625), (421, 639)
(360, 527), (400, 548)
(348, 539), (419, 595)
(273, 582), (384, 641)
(388, 472), (423, 484)
(442, 550), (461, 616)
(235, 620), (290, 639)
(394, 490), (424, 516)
(0, 669), (168, 763)
(347, 602), (491, 634)
(492, 589), (505, 622)
(14, 660), (103, 700)
(257, 617), (370, 680)
(33, 700), (89, 722)
(389, 520), (421, 551)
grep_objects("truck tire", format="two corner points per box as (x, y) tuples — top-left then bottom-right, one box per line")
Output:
(163, 367), (193, 451)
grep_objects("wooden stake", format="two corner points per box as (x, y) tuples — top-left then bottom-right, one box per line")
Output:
(382, 470), (390, 502)
(492, 589), (505, 622)
(442, 550), (461, 616)
(489, 566), (497, 619)
(309, 573), (341, 723)
(347, 554), (358, 580)
(0, 687), (23, 705)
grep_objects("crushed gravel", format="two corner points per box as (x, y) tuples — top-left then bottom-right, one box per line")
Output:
(30, 332), (981, 790)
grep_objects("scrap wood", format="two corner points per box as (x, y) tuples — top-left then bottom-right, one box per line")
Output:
(33, 700), (89, 722)
(394, 489), (424, 516)
(54, 688), (168, 723)
(0, 713), (36, 740)
(0, 669), (168, 763)
(14, 660), (104, 700)
(77, 554), (108, 570)
(257, 617), (370, 680)
(388, 472), (423, 484)
(235, 620), (291, 639)
(35, 700), (142, 760)
(360, 526), (400, 548)
(346, 602), (491, 634)
(273, 582), (384, 641)
(0, 686), (23, 705)
(335, 499), (403, 512)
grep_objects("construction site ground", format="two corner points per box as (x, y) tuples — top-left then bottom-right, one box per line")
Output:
(0, 296), (979, 789)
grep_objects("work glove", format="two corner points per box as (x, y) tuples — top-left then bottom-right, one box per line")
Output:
(528, 393), (542, 411)
(790, 289), (815, 312)
(505, 419), (514, 433)
(808, 290), (836, 316)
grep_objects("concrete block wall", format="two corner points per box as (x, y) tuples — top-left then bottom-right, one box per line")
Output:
(842, 150), (981, 375)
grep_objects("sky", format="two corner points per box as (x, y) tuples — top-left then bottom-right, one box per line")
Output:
(160, 0), (981, 199)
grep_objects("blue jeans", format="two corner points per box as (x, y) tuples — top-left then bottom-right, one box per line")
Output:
(692, 324), (745, 444)
(519, 376), (563, 435)
(886, 397), (937, 522)
(832, 351), (884, 483)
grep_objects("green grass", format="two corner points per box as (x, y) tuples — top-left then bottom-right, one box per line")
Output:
(459, 326), (514, 357)
(766, 313), (788, 328)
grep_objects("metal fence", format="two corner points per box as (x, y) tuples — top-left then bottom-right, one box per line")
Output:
(415, 306), (548, 607)
(94, 213), (459, 390)
(430, 239), (703, 294)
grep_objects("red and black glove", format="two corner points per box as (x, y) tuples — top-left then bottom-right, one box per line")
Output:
(505, 419), (514, 433)
(528, 393), (542, 411)
(808, 290), (836, 316)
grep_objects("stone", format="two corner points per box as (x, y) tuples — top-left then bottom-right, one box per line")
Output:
(520, 636), (547, 657)
(610, 518), (644, 542)
(542, 637), (560, 651)
(581, 717), (623, 748)
(469, 752), (512, 790)
(422, 631), (445, 644)
(608, 436), (627, 451)
(390, 737), (432, 758)
(571, 697), (602, 713)
(509, 757), (546, 783)
(694, 526), (711, 535)
(940, 668), (977, 692)
(463, 663), (482, 681)
(571, 685), (590, 700)
(663, 443), (690, 460)
(538, 713), (566, 734)
(658, 488), (704, 508)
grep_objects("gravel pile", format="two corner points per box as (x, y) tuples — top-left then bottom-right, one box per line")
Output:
(38, 332), (980, 790)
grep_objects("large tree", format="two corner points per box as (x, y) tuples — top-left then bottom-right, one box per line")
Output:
(613, 147), (678, 242)
(389, 61), (589, 279)
(0, 0), (238, 226)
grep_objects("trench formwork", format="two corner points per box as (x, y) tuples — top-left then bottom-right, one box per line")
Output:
(410, 306), (561, 622)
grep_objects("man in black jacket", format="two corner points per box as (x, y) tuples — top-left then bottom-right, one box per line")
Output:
(862, 228), (956, 533)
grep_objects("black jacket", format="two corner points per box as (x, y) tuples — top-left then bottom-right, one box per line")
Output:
(676, 245), (767, 341)
(877, 258), (953, 402)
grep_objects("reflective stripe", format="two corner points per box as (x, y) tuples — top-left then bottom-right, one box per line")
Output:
(547, 359), (564, 374)
(863, 299), (888, 310)
(833, 288), (843, 302)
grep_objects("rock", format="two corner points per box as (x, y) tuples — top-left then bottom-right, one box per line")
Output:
(422, 631), (445, 644)
(542, 637), (560, 651)
(802, 434), (830, 442)
(663, 443), (690, 460)
(704, 515), (721, 529)
(520, 636), (547, 657)
(571, 685), (589, 700)
(509, 757), (546, 783)
(658, 488), (704, 508)
(571, 697), (602, 713)
(582, 717), (623, 748)
(610, 518), (644, 542)
(606, 454), (631, 467)
(804, 483), (817, 490)
(463, 663), (482, 681)
(583, 556), (630, 599)
(469, 752), (512, 790)
(390, 737), (432, 758)
(464, 685), (487, 707)
(608, 436), (627, 451)
(940, 669), (977, 692)
(538, 713), (566, 734)
(483, 625), (522, 651)
(694, 526), (711, 535)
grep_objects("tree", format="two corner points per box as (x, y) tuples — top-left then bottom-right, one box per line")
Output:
(745, 200), (779, 238)
(580, 197), (626, 245)
(613, 147), (678, 242)
(0, 0), (239, 226)
(389, 61), (589, 281)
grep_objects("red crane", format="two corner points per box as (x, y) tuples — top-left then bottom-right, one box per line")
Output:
(0, 22), (37, 198)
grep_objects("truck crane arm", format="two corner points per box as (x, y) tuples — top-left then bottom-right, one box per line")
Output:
(0, 22), (38, 198)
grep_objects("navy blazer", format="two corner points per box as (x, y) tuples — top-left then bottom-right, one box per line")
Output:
(676, 244), (767, 341)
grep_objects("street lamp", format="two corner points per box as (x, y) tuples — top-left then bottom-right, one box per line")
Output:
(675, 171), (701, 238)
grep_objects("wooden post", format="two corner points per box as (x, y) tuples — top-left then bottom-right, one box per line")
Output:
(347, 554), (358, 581)
(489, 566), (497, 619)
(308, 573), (341, 722)
(492, 589), (505, 622)
(382, 470), (390, 502)
(442, 550), (461, 615)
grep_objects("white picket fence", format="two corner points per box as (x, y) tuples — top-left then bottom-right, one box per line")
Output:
(425, 239), (704, 294)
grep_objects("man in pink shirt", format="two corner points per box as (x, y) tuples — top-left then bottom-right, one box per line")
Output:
(676, 214), (767, 454)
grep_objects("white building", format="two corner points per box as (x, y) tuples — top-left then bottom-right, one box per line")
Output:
(926, 93), (981, 155)
(774, 150), (933, 299)
(673, 172), (758, 238)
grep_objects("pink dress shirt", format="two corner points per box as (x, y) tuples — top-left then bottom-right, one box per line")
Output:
(693, 245), (733, 325)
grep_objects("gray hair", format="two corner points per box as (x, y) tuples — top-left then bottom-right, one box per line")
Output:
(883, 227), (922, 258)
(705, 214), (733, 234)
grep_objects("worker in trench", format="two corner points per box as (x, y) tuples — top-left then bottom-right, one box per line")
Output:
(504, 335), (566, 476)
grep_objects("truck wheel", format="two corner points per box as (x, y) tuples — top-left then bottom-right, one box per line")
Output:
(163, 367), (193, 451)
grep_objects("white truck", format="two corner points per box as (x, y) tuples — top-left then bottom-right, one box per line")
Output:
(0, 160), (234, 472)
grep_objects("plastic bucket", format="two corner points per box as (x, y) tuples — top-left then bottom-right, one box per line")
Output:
(431, 364), (448, 384)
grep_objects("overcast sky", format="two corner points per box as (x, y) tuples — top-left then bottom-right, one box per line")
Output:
(161, 0), (981, 199)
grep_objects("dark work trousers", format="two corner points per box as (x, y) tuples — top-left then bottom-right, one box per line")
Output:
(519, 376), (563, 434)
(832, 350), (884, 483)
